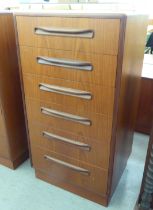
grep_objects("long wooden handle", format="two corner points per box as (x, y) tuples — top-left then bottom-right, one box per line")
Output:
(41, 107), (91, 126)
(37, 56), (93, 71)
(39, 83), (92, 100)
(44, 155), (90, 176)
(34, 27), (94, 38)
(43, 131), (91, 151)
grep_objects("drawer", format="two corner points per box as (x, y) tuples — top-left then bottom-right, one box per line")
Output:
(32, 146), (108, 195)
(29, 122), (110, 169)
(25, 98), (113, 142)
(20, 46), (117, 87)
(23, 73), (115, 116)
(16, 16), (120, 55)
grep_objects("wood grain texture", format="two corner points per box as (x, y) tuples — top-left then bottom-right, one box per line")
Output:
(36, 169), (108, 206)
(31, 145), (108, 195)
(0, 105), (7, 137)
(16, 16), (120, 55)
(0, 14), (28, 168)
(29, 121), (110, 169)
(15, 13), (147, 205)
(20, 46), (117, 87)
(0, 150), (28, 169)
(108, 15), (148, 198)
(135, 78), (153, 134)
(0, 135), (10, 159)
(25, 98), (113, 143)
(22, 73), (115, 117)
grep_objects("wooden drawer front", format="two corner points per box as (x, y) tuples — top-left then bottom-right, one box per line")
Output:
(29, 122), (110, 169)
(20, 46), (117, 87)
(0, 135), (10, 159)
(23, 74), (115, 117)
(32, 146), (108, 195)
(16, 16), (120, 55)
(26, 98), (112, 142)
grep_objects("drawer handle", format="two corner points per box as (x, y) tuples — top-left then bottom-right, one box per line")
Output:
(34, 27), (94, 38)
(41, 107), (91, 126)
(44, 155), (90, 176)
(42, 131), (91, 151)
(37, 56), (93, 71)
(39, 83), (92, 100)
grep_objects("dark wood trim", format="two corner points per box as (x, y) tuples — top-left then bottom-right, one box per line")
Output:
(13, 15), (32, 165)
(109, 15), (148, 199)
(107, 15), (127, 198)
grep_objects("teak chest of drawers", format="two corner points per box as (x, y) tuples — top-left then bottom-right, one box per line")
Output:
(15, 13), (147, 206)
(0, 13), (28, 169)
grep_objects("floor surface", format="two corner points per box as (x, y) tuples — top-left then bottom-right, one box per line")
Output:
(0, 132), (149, 210)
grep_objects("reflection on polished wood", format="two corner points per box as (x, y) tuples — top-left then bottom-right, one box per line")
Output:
(0, 13), (28, 169)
